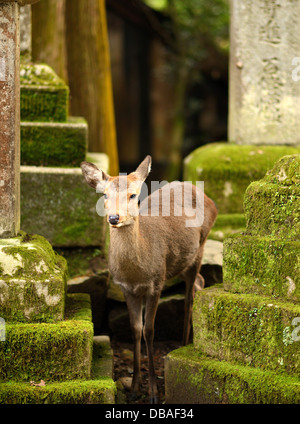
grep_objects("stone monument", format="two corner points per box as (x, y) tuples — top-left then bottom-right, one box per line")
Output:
(0, 0), (68, 321)
(183, 0), (300, 240)
(0, 2), (115, 403)
(17, 4), (109, 250)
(229, 0), (300, 145)
(0, 1), (22, 239)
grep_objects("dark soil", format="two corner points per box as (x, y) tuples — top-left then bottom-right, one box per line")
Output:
(111, 339), (181, 404)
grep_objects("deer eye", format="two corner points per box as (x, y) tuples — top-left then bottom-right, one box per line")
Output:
(130, 194), (137, 200)
(103, 193), (108, 199)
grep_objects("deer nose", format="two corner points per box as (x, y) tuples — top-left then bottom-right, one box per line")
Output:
(109, 214), (120, 225)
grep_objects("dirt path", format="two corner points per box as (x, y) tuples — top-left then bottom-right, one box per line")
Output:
(111, 339), (181, 404)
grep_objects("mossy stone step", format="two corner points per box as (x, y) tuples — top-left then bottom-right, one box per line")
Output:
(0, 378), (116, 404)
(165, 345), (300, 404)
(193, 287), (300, 376)
(183, 143), (300, 214)
(20, 63), (69, 122)
(209, 213), (246, 241)
(244, 155), (300, 240)
(0, 232), (67, 322)
(21, 118), (88, 167)
(20, 156), (109, 248)
(92, 335), (114, 379)
(0, 332), (116, 404)
(0, 294), (93, 382)
(223, 234), (300, 300)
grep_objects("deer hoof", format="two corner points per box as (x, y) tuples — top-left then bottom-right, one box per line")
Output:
(128, 392), (139, 401)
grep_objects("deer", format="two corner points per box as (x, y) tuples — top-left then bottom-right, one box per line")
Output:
(81, 155), (217, 404)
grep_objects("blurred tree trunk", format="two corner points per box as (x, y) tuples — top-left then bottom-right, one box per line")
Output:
(31, 0), (68, 82)
(65, 0), (119, 175)
(166, 65), (188, 181)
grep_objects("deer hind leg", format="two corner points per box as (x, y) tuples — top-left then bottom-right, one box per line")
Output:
(143, 290), (161, 404)
(122, 291), (143, 398)
(181, 249), (205, 346)
(194, 273), (205, 293)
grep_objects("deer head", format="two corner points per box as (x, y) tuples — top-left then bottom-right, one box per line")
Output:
(81, 155), (152, 227)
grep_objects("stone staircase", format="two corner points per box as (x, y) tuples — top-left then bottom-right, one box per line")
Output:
(165, 154), (300, 404)
(0, 294), (115, 403)
(0, 59), (115, 403)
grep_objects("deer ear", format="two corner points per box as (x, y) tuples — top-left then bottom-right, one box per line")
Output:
(80, 161), (110, 192)
(134, 155), (152, 182)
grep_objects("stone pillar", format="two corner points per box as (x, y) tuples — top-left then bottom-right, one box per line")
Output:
(0, 0), (39, 238)
(0, 2), (20, 238)
(20, 4), (31, 60)
(229, 0), (300, 145)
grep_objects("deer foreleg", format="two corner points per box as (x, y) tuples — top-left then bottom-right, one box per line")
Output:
(123, 291), (143, 397)
(143, 290), (160, 404)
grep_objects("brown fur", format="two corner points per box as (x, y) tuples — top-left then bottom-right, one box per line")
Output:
(81, 156), (217, 403)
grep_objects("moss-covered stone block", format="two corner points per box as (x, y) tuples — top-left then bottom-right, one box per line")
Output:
(0, 294), (93, 382)
(20, 153), (109, 247)
(244, 155), (300, 240)
(223, 234), (300, 300)
(165, 345), (300, 404)
(209, 213), (246, 241)
(0, 378), (116, 404)
(92, 335), (114, 379)
(193, 287), (300, 376)
(20, 63), (69, 122)
(263, 154), (300, 186)
(21, 118), (88, 167)
(183, 143), (300, 214)
(0, 232), (67, 322)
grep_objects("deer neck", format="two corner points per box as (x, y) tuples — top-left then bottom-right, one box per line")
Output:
(109, 217), (143, 264)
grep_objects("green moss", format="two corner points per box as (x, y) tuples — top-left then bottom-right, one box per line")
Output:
(263, 154), (300, 186)
(21, 118), (87, 167)
(244, 155), (300, 240)
(92, 336), (114, 379)
(0, 378), (116, 404)
(213, 213), (246, 229)
(0, 232), (67, 322)
(64, 293), (92, 321)
(20, 63), (67, 87)
(193, 287), (300, 376)
(0, 294), (93, 383)
(209, 213), (246, 241)
(183, 143), (300, 214)
(223, 234), (300, 300)
(21, 87), (68, 123)
(20, 63), (69, 123)
(56, 247), (106, 278)
(165, 345), (300, 404)
(20, 168), (106, 248)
